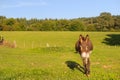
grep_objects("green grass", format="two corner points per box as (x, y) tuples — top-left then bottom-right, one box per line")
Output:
(0, 31), (120, 80)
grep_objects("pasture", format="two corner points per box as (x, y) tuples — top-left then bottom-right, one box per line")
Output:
(0, 31), (120, 80)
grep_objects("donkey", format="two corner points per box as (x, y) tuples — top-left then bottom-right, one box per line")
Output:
(75, 34), (93, 76)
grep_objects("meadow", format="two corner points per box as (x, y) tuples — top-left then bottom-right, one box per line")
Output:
(0, 31), (120, 80)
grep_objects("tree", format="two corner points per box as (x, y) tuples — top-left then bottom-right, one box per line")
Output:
(0, 12), (119, 31)
(69, 20), (85, 31)
(114, 16), (120, 30)
(98, 12), (114, 31)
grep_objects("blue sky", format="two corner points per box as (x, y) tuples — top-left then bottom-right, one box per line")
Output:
(0, 0), (120, 19)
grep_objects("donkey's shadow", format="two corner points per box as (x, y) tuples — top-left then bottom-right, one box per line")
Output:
(65, 61), (84, 74)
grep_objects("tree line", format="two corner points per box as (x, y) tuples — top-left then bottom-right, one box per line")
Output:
(0, 12), (120, 31)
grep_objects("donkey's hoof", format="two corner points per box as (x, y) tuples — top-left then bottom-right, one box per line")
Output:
(86, 74), (90, 77)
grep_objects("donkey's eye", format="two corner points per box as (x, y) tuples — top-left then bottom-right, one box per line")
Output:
(86, 46), (88, 50)
(80, 46), (82, 50)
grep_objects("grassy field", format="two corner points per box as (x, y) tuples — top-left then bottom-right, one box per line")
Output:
(0, 31), (120, 80)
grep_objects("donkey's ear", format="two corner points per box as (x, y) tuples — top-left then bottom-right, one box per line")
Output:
(86, 34), (89, 38)
(79, 34), (83, 43)
(79, 34), (83, 38)
(85, 34), (89, 42)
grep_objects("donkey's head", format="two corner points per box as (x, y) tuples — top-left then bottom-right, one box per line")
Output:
(79, 35), (89, 52)
(79, 35), (92, 58)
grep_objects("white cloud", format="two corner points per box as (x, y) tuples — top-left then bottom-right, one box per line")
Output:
(0, 1), (47, 9)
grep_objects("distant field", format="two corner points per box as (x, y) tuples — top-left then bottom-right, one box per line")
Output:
(0, 31), (120, 80)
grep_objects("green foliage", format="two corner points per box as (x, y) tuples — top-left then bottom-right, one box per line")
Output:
(0, 31), (120, 80)
(0, 12), (120, 31)
(69, 20), (85, 31)
(99, 12), (114, 31)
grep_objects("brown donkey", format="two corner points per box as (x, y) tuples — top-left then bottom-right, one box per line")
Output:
(75, 34), (93, 76)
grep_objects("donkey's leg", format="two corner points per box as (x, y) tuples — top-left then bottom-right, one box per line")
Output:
(83, 58), (90, 76)
(82, 58), (87, 74)
(86, 58), (90, 76)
